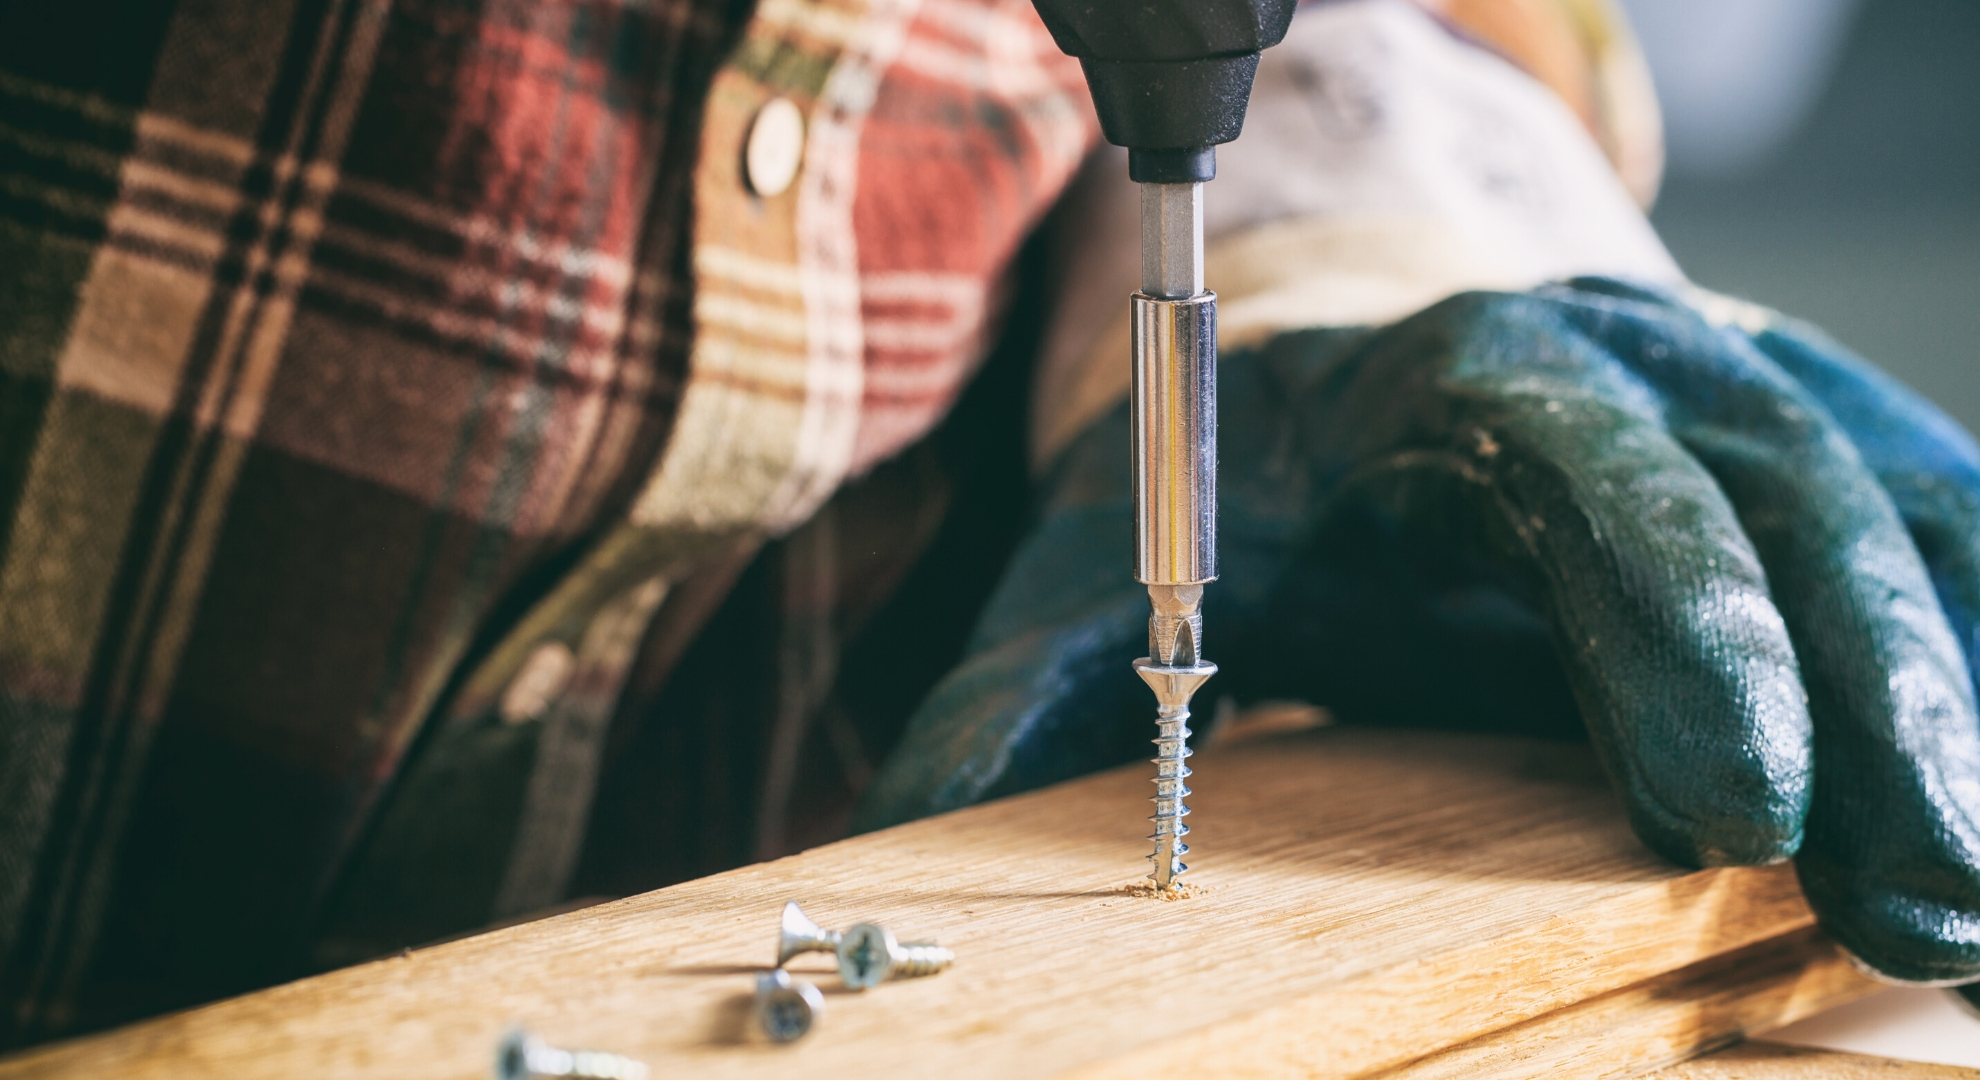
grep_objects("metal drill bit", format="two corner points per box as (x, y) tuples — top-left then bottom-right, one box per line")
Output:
(1131, 179), (1218, 888)
(1140, 182), (1203, 300)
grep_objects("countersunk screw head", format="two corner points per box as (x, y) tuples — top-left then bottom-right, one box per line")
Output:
(836, 923), (954, 990)
(753, 968), (825, 1043)
(495, 1028), (647, 1080)
(776, 900), (842, 967)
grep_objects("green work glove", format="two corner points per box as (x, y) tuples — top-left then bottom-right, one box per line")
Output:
(856, 278), (1980, 986)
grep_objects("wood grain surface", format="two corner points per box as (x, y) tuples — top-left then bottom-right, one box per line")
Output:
(1654, 1043), (1980, 1078)
(1377, 928), (1875, 1078)
(0, 728), (1876, 1079)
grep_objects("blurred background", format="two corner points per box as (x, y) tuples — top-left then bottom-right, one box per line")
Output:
(1622, 0), (1979, 433)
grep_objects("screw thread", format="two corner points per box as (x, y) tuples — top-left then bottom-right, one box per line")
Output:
(893, 942), (954, 978)
(564, 1050), (648, 1080)
(1149, 703), (1194, 887)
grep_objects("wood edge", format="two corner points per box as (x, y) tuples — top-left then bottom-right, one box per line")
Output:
(1651, 1041), (1980, 1078)
(1366, 927), (1884, 1080)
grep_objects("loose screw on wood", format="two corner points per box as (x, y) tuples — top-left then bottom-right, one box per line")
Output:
(835, 922), (954, 990)
(778, 901), (951, 989)
(776, 900), (842, 967)
(753, 968), (825, 1043)
(495, 1029), (647, 1080)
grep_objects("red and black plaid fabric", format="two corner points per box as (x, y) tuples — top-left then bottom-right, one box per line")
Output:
(0, 0), (1096, 1042)
(0, 0), (750, 1036)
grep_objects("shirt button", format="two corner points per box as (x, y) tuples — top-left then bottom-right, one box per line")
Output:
(500, 642), (577, 724)
(745, 97), (806, 198)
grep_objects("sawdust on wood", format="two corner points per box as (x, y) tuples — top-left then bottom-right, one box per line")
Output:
(1115, 881), (1211, 901)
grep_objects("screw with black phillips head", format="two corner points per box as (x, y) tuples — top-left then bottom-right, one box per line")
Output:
(495, 1029), (647, 1080)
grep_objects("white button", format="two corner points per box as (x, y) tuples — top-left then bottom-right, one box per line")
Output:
(500, 642), (576, 724)
(745, 97), (805, 198)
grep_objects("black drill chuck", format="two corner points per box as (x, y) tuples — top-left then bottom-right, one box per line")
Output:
(1030, 0), (1299, 182)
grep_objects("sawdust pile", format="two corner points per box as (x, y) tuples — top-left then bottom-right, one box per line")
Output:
(1115, 881), (1211, 902)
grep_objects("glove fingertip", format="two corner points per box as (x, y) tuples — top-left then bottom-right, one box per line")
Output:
(1794, 845), (1980, 985)
(1805, 890), (1980, 986)
(1625, 799), (1803, 871)
(1588, 652), (1813, 872)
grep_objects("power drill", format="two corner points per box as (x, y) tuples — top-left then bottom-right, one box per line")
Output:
(1027, 0), (1301, 887)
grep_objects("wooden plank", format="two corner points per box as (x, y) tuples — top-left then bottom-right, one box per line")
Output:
(1373, 927), (1877, 1079)
(0, 729), (1846, 1079)
(1654, 1043), (1980, 1078)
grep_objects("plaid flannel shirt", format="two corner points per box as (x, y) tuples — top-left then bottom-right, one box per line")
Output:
(0, 0), (1092, 1038)
(0, 0), (1646, 1041)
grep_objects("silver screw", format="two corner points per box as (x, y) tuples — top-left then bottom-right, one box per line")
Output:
(753, 968), (825, 1043)
(495, 1029), (647, 1080)
(776, 900), (842, 967)
(1134, 659), (1215, 888)
(836, 922), (954, 990)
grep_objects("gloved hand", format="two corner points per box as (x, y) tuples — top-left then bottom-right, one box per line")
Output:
(855, 278), (1980, 985)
